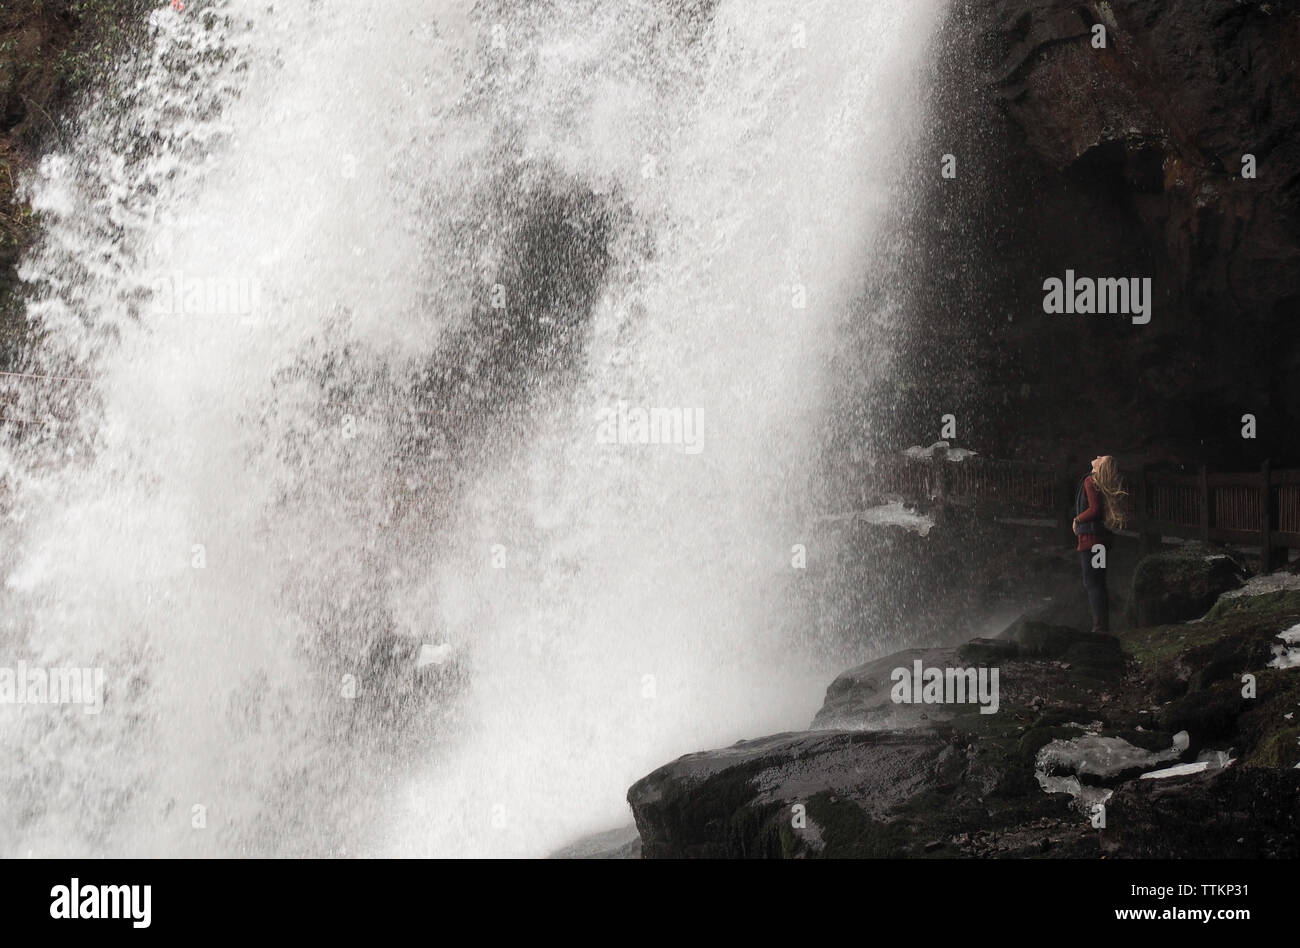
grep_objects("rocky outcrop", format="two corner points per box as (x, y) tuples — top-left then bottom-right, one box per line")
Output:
(812, 648), (961, 730)
(629, 728), (989, 859)
(627, 581), (1300, 858)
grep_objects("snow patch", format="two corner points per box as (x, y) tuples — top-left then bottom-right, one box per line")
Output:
(1140, 761), (1209, 779)
(1268, 622), (1300, 669)
(1140, 750), (1234, 780)
(1221, 572), (1300, 601)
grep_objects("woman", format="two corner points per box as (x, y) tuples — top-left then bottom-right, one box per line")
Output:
(1073, 455), (1128, 633)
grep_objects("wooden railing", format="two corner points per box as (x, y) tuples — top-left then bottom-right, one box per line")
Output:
(1138, 462), (1300, 564)
(873, 454), (1066, 518)
(877, 455), (1300, 568)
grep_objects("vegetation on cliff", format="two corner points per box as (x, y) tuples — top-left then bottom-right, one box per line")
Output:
(1, 0), (153, 365)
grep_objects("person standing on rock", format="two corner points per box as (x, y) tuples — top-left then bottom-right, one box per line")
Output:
(1073, 455), (1128, 633)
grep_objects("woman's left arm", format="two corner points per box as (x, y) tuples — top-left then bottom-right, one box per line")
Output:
(1076, 476), (1104, 524)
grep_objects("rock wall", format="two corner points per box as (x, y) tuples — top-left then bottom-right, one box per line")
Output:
(884, 0), (1300, 472)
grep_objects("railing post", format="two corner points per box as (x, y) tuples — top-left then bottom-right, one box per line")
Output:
(1057, 470), (1074, 548)
(1261, 459), (1277, 572)
(1199, 465), (1210, 542)
(1138, 464), (1160, 557)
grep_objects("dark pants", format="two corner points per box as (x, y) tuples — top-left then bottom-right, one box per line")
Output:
(1079, 548), (1109, 632)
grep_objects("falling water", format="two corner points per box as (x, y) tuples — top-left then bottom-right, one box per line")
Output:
(0, 0), (947, 857)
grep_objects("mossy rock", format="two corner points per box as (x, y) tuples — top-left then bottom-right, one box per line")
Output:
(1247, 726), (1300, 768)
(1203, 588), (1300, 624)
(1156, 679), (1247, 747)
(801, 792), (921, 858)
(1130, 543), (1247, 627)
(1122, 589), (1300, 703)
(1177, 629), (1277, 691)
(1233, 668), (1300, 766)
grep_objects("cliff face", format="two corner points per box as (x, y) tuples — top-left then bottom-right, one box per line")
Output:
(890, 0), (1300, 472)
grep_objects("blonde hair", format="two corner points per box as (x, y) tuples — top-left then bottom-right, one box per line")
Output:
(1093, 456), (1128, 531)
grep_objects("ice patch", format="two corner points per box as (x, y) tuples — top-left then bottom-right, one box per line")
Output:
(1034, 773), (1112, 812)
(415, 643), (454, 669)
(901, 441), (977, 462)
(1037, 732), (1186, 781)
(854, 502), (934, 537)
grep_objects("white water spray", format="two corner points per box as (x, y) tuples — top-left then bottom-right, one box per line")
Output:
(0, 0), (946, 857)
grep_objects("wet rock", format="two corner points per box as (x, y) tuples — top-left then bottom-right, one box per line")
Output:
(811, 647), (961, 731)
(626, 726), (1074, 859)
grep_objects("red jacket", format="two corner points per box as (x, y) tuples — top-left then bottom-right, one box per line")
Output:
(1075, 475), (1106, 552)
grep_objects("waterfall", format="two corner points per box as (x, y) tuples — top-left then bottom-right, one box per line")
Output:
(0, 0), (947, 857)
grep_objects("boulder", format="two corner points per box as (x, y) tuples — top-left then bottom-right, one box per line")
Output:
(626, 727), (1020, 859)
(1002, 618), (1126, 679)
(811, 647), (960, 730)
(1130, 544), (1247, 627)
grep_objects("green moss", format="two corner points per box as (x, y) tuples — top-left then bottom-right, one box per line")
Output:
(1248, 726), (1300, 768)
(1235, 669), (1300, 767)
(1203, 589), (1300, 623)
(1158, 678), (1247, 743)
(1120, 589), (1300, 671)
(804, 791), (920, 858)
(1, 0), (158, 366)
(58, 0), (157, 96)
